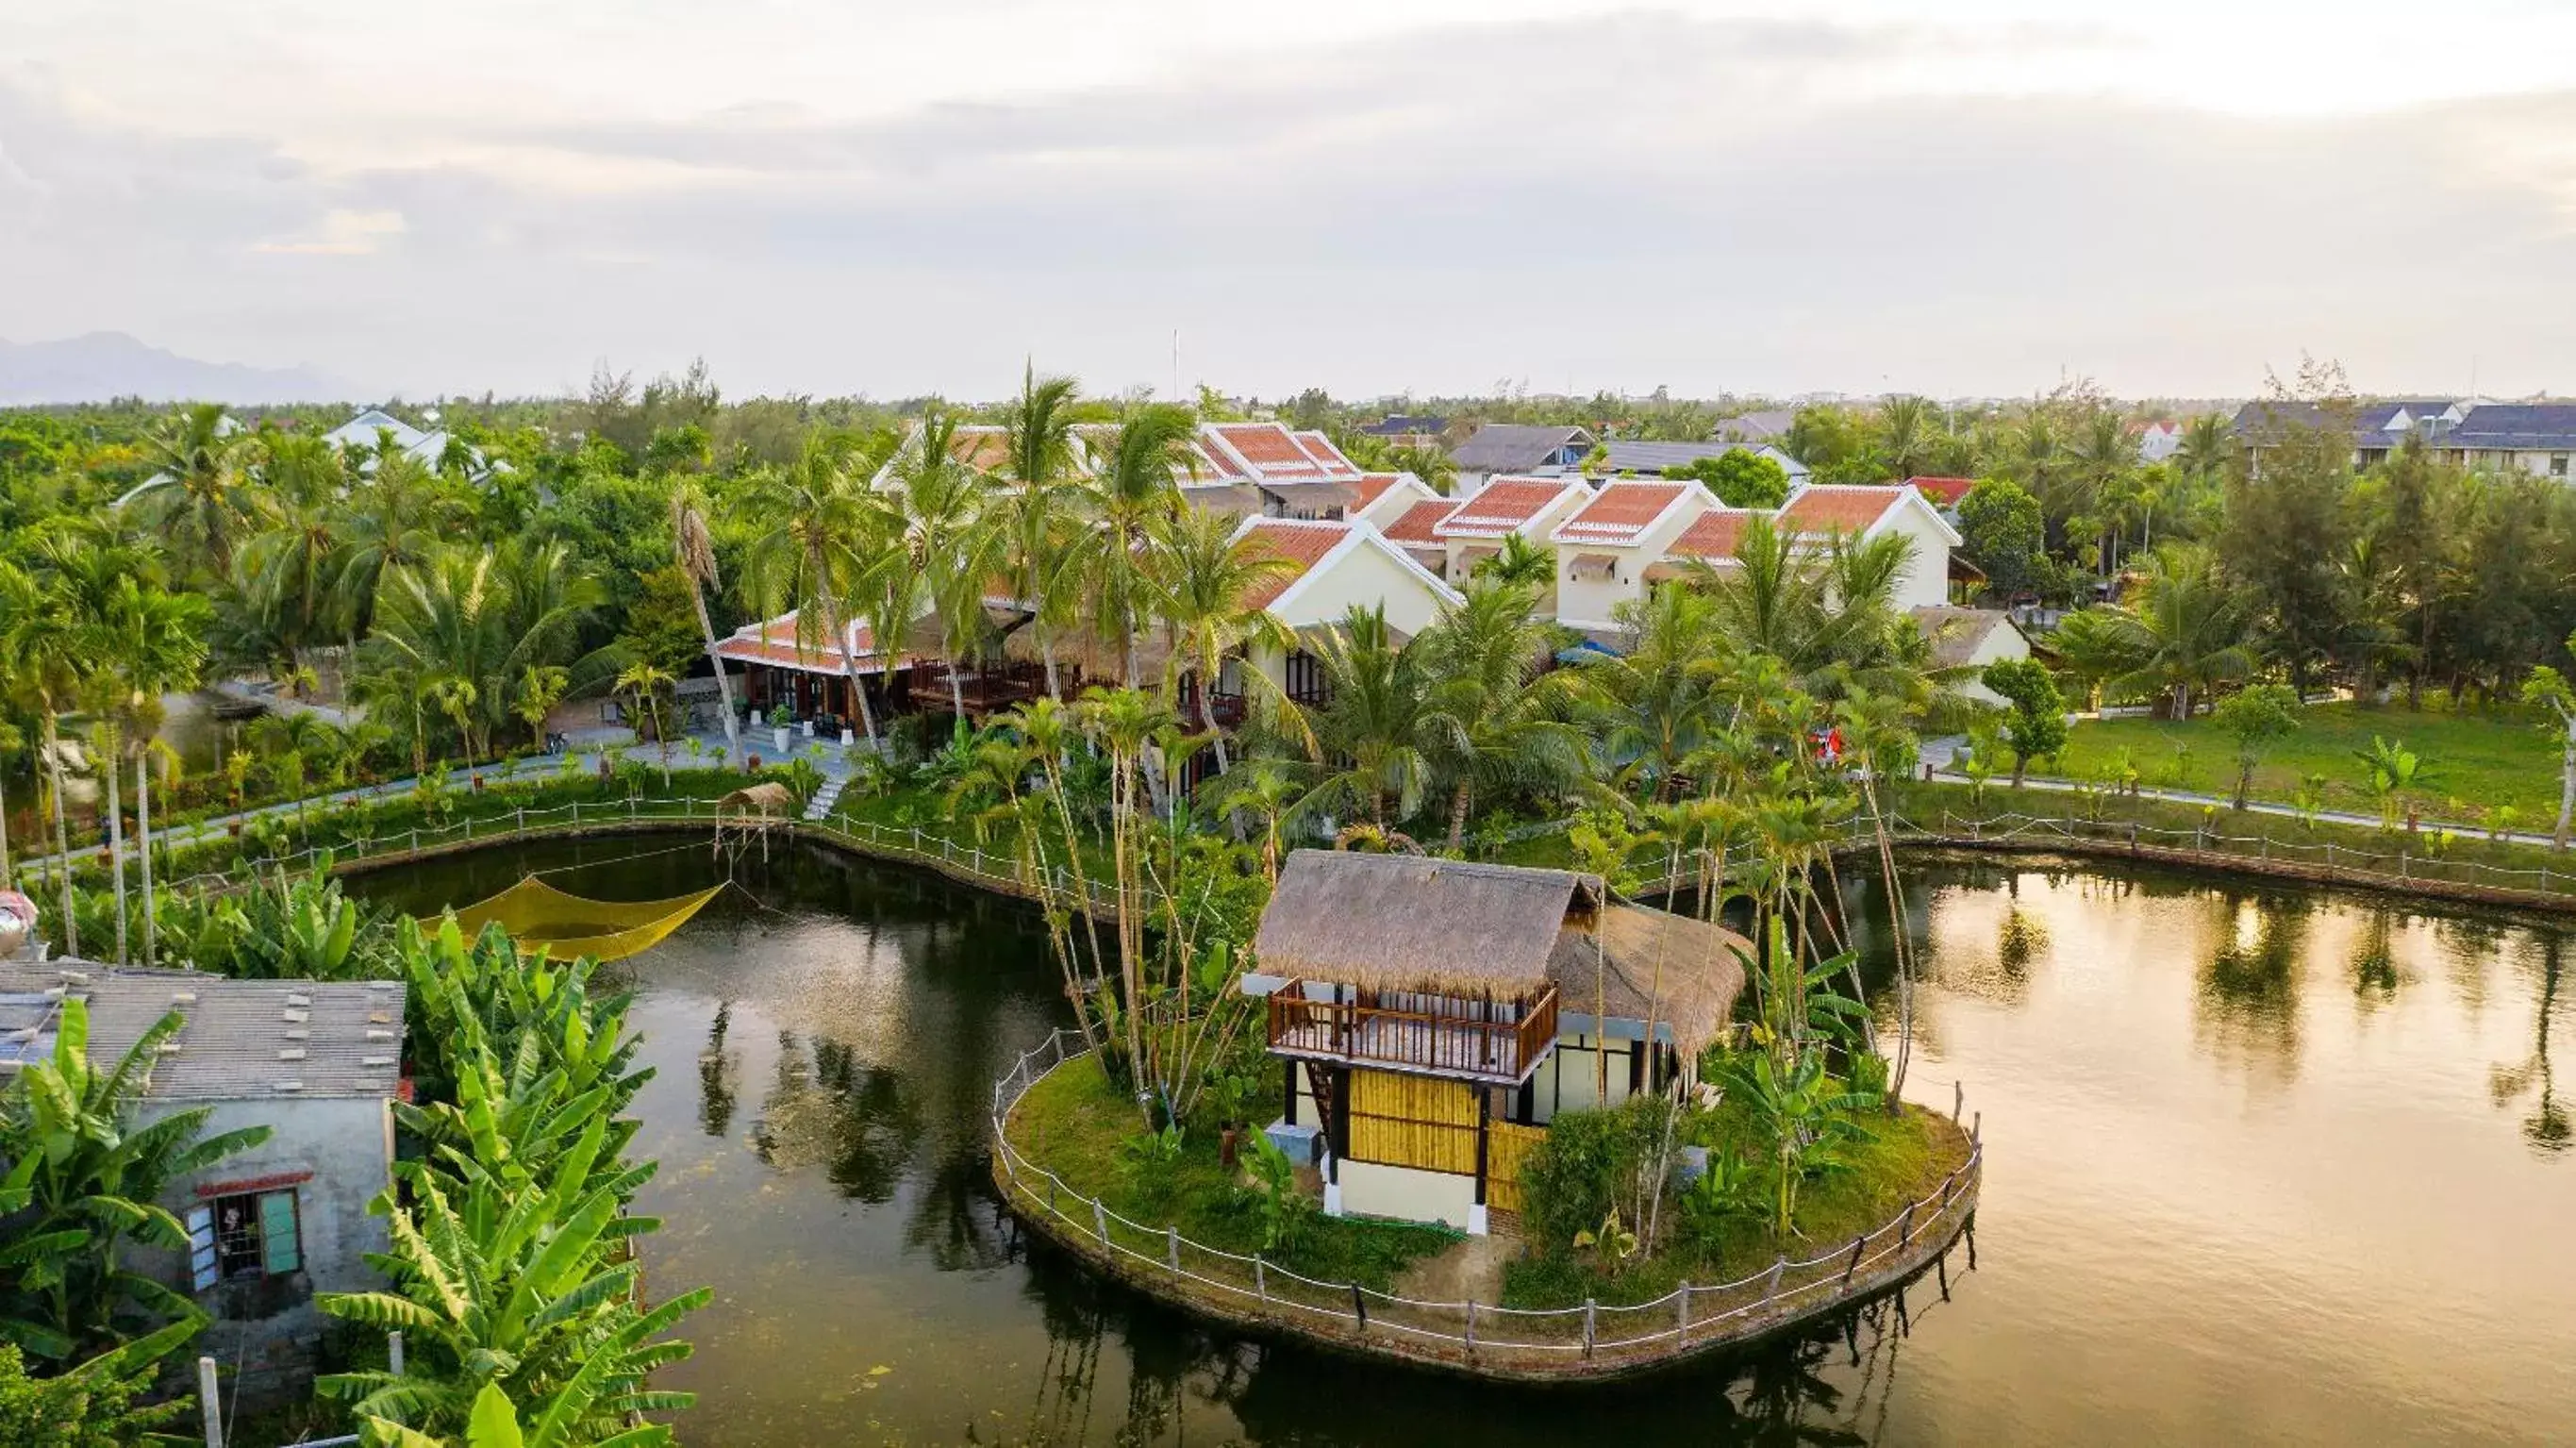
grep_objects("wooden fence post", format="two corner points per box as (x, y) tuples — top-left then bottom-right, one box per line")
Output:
(197, 1356), (222, 1448)
(1352, 1283), (1369, 1330)
(1676, 1285), (1691, 1335)
(1582, 1299), (1597, 1357)
(1093, 1199), (1109, 1246)
(1166, 1225), (1179, 1272)
(1763, 1256), (1786, 1305)
(1952, 1080), (1963, 1121)
(1840, 1236), (1865, 1286)
(1255, 1257), (1268, 1303)
(1899, 1202), (1916, 1247)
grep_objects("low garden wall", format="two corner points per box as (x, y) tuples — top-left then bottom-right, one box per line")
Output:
(989, 1031), (1983, 1384)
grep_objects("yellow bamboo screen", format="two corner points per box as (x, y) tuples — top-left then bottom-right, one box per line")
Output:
(1485, 1122), (1547, 1213)
(1347, 1069), (1479, 1174)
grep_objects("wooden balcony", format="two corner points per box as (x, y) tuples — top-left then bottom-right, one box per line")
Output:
(907, 661), (1047, 715)
(1266, 983), (1559, 1085)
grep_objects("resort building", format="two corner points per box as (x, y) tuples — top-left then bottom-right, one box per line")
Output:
(0, 960), (406, 1404)
(1912, 605), (2032, 707)
(711, 609), (914, 744)
(1449, 424), (1595, 496)
(1349, 471), (1445, 531)
(1593, 440), (1810, 485)
(1774, 484), (1966, 612)
(1430, 474), (1591, 587)
(1548, 478), (1720, 635)
(1197, 519), (1464, 724)
(1246, 851), (1742, 1234)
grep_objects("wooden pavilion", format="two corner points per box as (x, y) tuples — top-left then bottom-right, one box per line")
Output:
(1248, 850), (1745, 1233)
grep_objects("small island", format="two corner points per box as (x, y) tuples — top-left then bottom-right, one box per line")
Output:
(995, 848), (1978, 1380)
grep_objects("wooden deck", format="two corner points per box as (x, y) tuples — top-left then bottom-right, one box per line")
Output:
(1267, 984), (1558, 1085)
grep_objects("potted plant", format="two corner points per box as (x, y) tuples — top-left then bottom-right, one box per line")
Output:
(769, 704), (792, 757)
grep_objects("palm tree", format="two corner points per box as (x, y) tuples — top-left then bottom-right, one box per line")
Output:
(996, 366), (1088, 699)
(1576, 584), (1727, 800)
(1472, 532), (1554, 589)
(1275, 605), (1437, 829)
(616, 660), (676, 786)
(233, 488), (343, 683)
(2173, 413), (2234, 483)
(1875, 395), (1938, 480)
(3, 561), (89, 957)
(1076, 686), (1179, 1123)
(130, 403), (260, 578)
(886, 411), (999, 724)
(106, 580), (210, 967)
(669, 481), (744, 769)
(1413, 579), (1588, 847)
(1079, 405), (1198, 686)
(1388, 444), (1456, 496)
(362, 541), (604, 770)
(2048, 605), (2152, 711)
(513, 665), (568, 751)
(1149, 507), (1293, 774)
(2105, 543), (2253, 718)
(332, 453), (463, 656)
(737, 431), (901, 749)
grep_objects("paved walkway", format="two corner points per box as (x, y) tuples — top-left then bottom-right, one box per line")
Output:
(8, 722), (878, 879)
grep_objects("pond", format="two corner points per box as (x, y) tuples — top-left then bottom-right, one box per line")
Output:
(349, 836), (2574, 1446)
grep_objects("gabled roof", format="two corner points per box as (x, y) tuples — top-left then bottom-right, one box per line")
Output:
(1382, 497), (1462, 545)
(942, 424), (1014, 474)
(0, 961), (405, 1102)
(1778, 484), (1963, 545)
(1359, 413), (1448, 436)
(1551, 480), (1706, 549)
(1230, 517), (1466, 619)
(2446, 404), (2576, 450)
(1709, 408), (1796, 441)
(1197, 423), (1361, 484)
(1436, 475), (1586, 539)
(1452, 424), (1592, 473)
(1353, 474), (1405, 512)
(1291, 430), (1364, 478)
(1910, 605), (2024, 671)
(1667, 508), (1761, 562)
(1903, 475), (1978, 506)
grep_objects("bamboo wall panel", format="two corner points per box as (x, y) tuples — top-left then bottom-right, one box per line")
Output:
(1347, 1069), (1478, 1174)
(1485, 1122), (1547, 1213)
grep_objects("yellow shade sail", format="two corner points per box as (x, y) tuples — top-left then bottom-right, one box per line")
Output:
(441, 876), (725, 962)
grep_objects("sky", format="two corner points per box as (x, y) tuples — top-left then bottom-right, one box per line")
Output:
(7, 0), (2576, 404)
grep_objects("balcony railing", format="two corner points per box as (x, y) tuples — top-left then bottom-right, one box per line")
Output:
(1266, 983), (1559, 1084)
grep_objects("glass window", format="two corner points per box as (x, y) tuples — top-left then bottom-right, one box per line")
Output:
(194, 1190), (302, 1287)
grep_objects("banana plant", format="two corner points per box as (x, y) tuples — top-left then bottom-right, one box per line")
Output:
(0, 999), (267, 1363)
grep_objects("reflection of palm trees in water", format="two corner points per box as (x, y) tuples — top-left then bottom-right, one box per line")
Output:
(2351, 911), (2401, 1002)
(2196, 889), (2311, 1078)
(699, 1000), (739, 1138)
(2492, 935), (2569, 1156)
(751, 1029), (925, 1203)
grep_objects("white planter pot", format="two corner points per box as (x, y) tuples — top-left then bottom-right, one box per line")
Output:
(773, 726), (790, 754)
(840, 728), (855, 747)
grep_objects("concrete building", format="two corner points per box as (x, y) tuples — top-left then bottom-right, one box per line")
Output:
(1430, 474), (1591, 591)
(1593, 439), (1809, 485)
(1448, 424), (1594, 496)
(0, 961), (405, 1404)
(1775, 484), (1965, 612)
(1912, 606), (2032, 707)
(1548, 479), (1720, 635)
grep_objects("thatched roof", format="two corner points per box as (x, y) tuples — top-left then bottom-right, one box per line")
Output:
(1550, 905), (1748, 1057)
(717, 782), (795, 818)
(1255, 849), (1603, 994)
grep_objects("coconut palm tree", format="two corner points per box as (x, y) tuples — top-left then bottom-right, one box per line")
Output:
(885, 411), (1000, 724)
(1149, 507), (1293, 774)
(2173, 413), (2234, 482)
(362, 541), (605, 770)
(2048, 605), (2152, 711)
(1413, 579), (1589, 847)
(1273, 605), (1438, 830)
(1388, 444), (1456, 496)
(1, 561), (88, 957)
(996, 367), (1088, 699)
(130, 403), (260, 579)
(1874, 395), (1938, 480)
(1075, 686), (1179, 1122)
(668, 481), (744, 768)
(737, 431), (902, 749)
(1574, 584), (1728, 800)
(233, 487), (344, 682)
(513, 665), (568, 752)
(332, 452), (465, 656)
(2105, 543), (2253, 718)
(1079, 405), (1198, 686)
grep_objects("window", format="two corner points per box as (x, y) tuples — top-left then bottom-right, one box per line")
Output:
(188, 1190), (301, 1290)
(2552, 454), (2568, 477)
(1283, 650), (1327, 705)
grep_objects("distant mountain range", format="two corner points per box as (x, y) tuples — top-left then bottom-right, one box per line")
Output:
(0, 332), (351, 406)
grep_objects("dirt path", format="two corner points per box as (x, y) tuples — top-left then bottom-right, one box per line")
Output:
(1394, 1225), (1521, 1305)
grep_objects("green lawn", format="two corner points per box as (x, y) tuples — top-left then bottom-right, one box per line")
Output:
(2047, 701), (2562, 828)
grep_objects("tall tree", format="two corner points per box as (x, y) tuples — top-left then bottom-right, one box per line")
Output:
(885, 411), (998, 724)
(1413, 579), (1588, 847)
(995, 366), (1087, 699)
(2220, 378), (2357, 693)
(130, 404), (260, 579)
(105, 580), (209, 966)
(1079, 405), (1197, 686)
(1149, 507), (1292, 774)
(667, 481), (743, 768)
(737, 431), (901, 748)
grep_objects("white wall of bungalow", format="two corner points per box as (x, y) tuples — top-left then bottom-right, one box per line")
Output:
(1215, 517), (1464, 701)
(1426, 474), (1591, 612)
(1548, 478), (1720, 634)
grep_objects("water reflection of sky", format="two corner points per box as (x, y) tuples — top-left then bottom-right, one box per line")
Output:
(358, 840), (2570, 1446)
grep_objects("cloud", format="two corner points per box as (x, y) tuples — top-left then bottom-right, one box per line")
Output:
(7, 13), (2576, 400)
(252, 208), (408, 256)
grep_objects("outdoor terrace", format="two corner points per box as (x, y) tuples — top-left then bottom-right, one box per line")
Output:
(1265, 982), (1559, 1085)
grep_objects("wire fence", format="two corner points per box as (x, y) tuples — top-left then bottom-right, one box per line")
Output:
(989, 1030), (1982, 1373)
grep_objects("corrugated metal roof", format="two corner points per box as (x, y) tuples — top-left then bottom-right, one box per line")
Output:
(0, 960), (404, 1101)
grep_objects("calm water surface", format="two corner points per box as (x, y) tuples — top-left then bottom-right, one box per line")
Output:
(353, 838), (2573, 1446)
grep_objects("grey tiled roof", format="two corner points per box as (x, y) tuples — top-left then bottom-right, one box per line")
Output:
(0, 960), (404, 1101)
(2447, 404), (2576, 450)
(1451, 424), (1590, 472)
(1598, 440), (1809, 478)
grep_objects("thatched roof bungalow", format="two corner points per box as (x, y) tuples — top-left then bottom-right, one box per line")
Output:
(1249, 849), (1750, 1235)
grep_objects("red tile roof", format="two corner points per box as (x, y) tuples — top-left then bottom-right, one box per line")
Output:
(1291, 430), (1363, 479)
(1437, 476), (1576, 537)
(1188, 440), (1248, 482)
(1353, 473), (1405, 510)
(1670, 509), (1754, 560)
(1215, 423), (1313, 470)
(1236, 520), (1351, 610)
(947, 426), (1012, 473)
(1382, 497), (1461, 545)
(1554, 482), (1686, 546)
(1902, 475), (1976, 506)
(1780, 486), (1907, 536)
(714, 612), (901, 675)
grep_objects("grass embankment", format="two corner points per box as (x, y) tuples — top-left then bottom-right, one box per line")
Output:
(1006, 1053), (1456, 1291)
(1501, 1101), (1961, 1309)
(2048, 700), (2559, 827)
